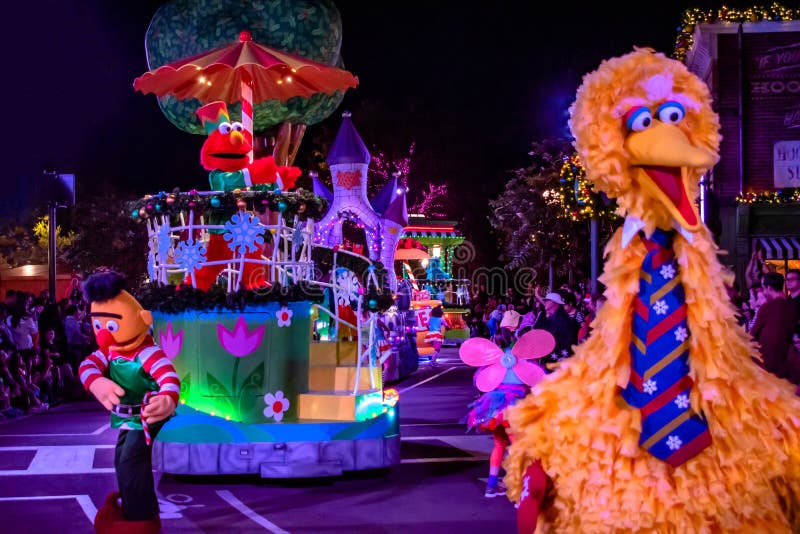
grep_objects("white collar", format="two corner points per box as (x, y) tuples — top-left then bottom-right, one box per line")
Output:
(620, 216), (695, 249)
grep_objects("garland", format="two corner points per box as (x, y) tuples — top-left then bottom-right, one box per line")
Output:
(135, 281), (325, 314)
(674, 4), (799, 62)
(558, 155), (618, 221)
(127, 187), (328, 223)
(735, 188), (800, 205)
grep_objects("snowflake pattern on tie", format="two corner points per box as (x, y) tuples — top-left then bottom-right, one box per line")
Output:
(621, 228), (711, 467)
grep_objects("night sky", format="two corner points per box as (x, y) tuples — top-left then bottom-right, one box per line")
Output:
(2, 0), (737, 260)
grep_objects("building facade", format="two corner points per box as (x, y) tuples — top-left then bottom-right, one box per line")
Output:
(686, 20), (800, 285)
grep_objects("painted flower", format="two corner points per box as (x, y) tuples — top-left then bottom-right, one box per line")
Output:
(659, 263), (676, 280)
(174, 239), (207, 272)
(217, 316), (264, 357)
(276, 306), (293, 327)
(643, 379), (658, 395)
(263, 391), (290, 422)
(674, 326), (689, 343)
(674, 394), (690, 410)
(653, 300), (669, 316)
(666, 434), (683, 451)
(224, 212), (265, 255)
(158, 321), (184, 360)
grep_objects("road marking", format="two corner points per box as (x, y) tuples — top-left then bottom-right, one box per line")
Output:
(0, 423), (110, 438)
(0, 494), (97, 523)
(400, 423), (462, 427)
(399, 366), (456, 393)
(401, 457), (487, 464)
(0, 445), (115, 476)
(216, 490), (289, 534)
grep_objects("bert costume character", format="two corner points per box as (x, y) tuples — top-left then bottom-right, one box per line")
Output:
(507, 49), (800, 533)
(79, 271), (180, 534)
(191, 101), (301, 290)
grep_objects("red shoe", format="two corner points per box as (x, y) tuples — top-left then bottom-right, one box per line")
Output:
(94, 492), (124, 534)
(109, 518), (161, 534)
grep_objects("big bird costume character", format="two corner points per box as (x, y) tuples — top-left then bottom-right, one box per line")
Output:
(506, 48), (800, 533)
(79, 271), (180, 534)
(191, 101), (301, 290)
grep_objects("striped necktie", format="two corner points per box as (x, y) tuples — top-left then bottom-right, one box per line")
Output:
(621, 228), (711, 467)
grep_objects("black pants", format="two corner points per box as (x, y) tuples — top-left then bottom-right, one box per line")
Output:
(114, 420), (165, 521)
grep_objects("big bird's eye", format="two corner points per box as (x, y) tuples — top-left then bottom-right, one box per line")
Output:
(217, 122), (233, 134)
(625, 107), (652, 132)
(105, 320), (120, 333)
(656, 101), (685, 124)
(231, 122), (244, 132)
(93, 319), (103, 330)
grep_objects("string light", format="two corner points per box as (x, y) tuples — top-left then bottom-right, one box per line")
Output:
(735, 189), (800, 204)
(673, 4), (799, 62)
(557, 155), (619, 222)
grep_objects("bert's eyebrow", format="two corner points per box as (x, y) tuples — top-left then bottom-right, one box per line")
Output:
(89, 312), (123, 319)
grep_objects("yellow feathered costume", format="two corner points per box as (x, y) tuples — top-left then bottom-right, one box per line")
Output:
(505, 48), (800, 533)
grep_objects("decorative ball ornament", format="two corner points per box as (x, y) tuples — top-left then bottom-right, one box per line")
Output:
(138, 208), (148, 218)
(166, 195), (176, 205)
(237, 199), (247, 211)
(131, 209), (140, 219)
(278, 200), (288, 212)
(210, 197), (221, 208)
(297, 203), (306, 214)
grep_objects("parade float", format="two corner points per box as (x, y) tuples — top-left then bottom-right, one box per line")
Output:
(126, 0), (400, 479)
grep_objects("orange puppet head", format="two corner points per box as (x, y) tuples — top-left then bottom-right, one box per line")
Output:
(83, 271), (153, 353)
(197, 101), (252, 172)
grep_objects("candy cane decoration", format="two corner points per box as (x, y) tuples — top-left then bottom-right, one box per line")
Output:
(403, 262), (419, 291)
(241, 73), (254, 164)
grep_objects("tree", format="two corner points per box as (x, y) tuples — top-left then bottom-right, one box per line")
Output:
(489, 139), (619, 283)
(62, 193), (148, 286)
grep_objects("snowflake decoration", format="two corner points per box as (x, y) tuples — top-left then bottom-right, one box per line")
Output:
(335, 268), (361, 307)
(277, 306), (293, 327)
(560, 349), (569, 359)
(666, 435), (683, 451)
(643, 379), (658, 395)
(174, 239), (207, 272)
(674, 394), (690, 410)
(653, 300), (669, 316)
(674, 326), (689, 343)
(224, 212), (265, 255)
(263, 391), (290, 422)
(659, 263), (676, 280)
(157, 222), (173, 265)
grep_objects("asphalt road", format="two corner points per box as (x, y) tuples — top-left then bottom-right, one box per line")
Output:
(0, 347), (517, 533)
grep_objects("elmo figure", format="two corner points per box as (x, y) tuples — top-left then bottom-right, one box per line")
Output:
(191, 101), (301, 290)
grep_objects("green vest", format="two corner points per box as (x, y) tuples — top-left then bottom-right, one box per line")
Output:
(208, 170), (248, 234)
(108, 349), (159, 430)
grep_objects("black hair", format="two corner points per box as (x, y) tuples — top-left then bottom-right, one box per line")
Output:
(494, 327), (515, 349)
(430, 305), (443, 318)
(762, 271), (784, 292)
(82, 271), (127, 303)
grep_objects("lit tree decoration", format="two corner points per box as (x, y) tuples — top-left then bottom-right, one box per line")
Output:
(410, 183), (450, 218)
(367, 142), (414, 196)
(556, 155), (619, 221)
(674, 3), (799, 62)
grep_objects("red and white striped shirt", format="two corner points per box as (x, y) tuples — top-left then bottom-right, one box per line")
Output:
(79, 337), (180, 405)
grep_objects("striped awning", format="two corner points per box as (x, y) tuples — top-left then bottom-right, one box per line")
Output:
(753, 237), (800, 260)
(403, 230), (461, 239)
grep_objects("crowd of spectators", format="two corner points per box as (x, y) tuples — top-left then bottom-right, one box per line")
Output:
(0, 283), (95, 421)
(467, 281), (605, 369)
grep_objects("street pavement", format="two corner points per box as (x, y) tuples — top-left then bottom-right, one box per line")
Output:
(0, 347), (518, 533)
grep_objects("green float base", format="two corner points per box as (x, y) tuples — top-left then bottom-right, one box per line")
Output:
(153, 403), (401, 478)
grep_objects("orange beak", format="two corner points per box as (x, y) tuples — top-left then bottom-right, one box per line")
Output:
(624, 122), (717, 232)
